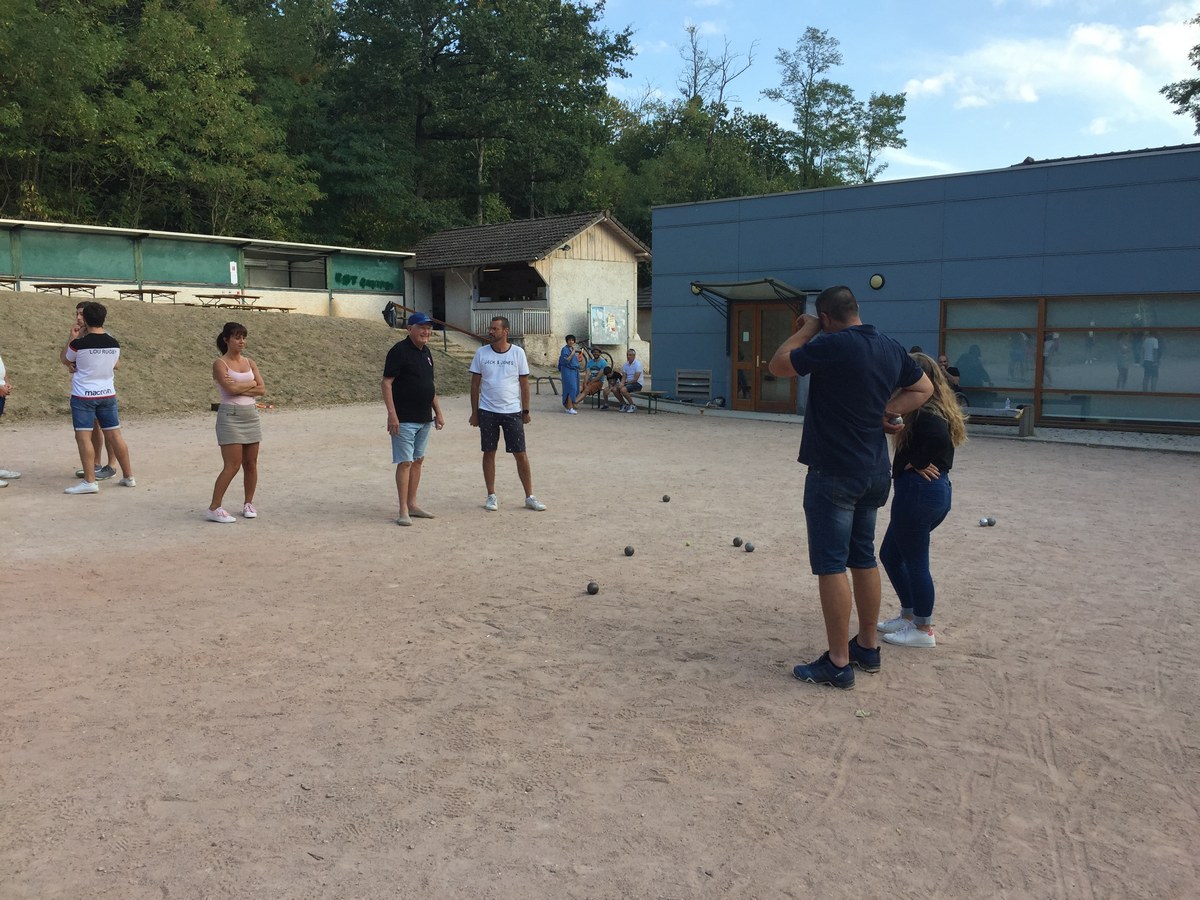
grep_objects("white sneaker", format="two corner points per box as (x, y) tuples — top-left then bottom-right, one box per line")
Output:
(0, 479), (7, 488)
(65, 481), (99, 494)
(206, 507), (236, 524)
(566, 408), (578, 415)
(625, 405), (638, 413)
(484, 493), (498, 511)
(118, 476), (136, 487)
(882, 621), (936, 648)
(242, 502), (257, 518)
(525, 495), (546, 511)
(0, 468), (20, 479)
(877, 615), (913, 634)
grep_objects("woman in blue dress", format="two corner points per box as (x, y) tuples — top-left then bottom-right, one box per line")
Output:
(557, 334), (583, 415)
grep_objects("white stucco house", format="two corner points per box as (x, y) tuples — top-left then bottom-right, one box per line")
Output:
(405, 211), (652, 370)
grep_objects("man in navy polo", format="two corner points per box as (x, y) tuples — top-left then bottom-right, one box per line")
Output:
(768, 286), (932, 689)
(382, 311), (445, 526)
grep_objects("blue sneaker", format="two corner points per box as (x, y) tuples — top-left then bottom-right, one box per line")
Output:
(848, 635), (880, 673)
(792, 652), (855, 690)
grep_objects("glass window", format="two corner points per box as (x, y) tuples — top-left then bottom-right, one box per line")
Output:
(943, 331), (1036, 391)
(1040, 392), (1200, 426)
(1038, 330), (1198, 393)
(944, 299), (1038, 329)
(1046, 295), (1200, 328)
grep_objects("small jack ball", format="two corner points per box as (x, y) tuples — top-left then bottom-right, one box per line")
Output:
(732, 537), (743, 547)
(624, 546), (635, 556)
(744, 542), (755, 553)
(662, 494), (670, 502)
(586, 582), (599, 595)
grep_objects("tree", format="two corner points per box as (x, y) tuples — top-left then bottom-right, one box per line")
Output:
(1161, 14), (1200, 134)
(763, 27), (907, 187)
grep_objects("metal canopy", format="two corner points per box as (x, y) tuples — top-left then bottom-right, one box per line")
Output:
(688, 277), (817, 319)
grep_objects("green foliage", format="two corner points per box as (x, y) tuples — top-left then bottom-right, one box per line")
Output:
(1161, 14), (1200, 135)
(0, 5), (907, 257)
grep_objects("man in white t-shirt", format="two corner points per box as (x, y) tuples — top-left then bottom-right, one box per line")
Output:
(612, 348), (645, 413)
(63, 302), (136, 494)
(468, 316), (546, 512)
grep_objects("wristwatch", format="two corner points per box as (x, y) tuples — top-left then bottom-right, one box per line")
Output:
(522, 409), (530, 414)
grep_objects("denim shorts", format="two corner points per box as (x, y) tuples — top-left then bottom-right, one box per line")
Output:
(803, 468), (892, 575)
(391, 421), (433, 464)
(71, 396), (120, 431)
(478, 409), (526, 453)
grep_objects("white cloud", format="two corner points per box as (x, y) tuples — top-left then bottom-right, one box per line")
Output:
(903, 8), (1199, 133)
(880, 148), (958, 175)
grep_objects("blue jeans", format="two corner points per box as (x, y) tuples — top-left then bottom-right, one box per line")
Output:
(390, 421), (433, 464)
(803, 469), (892, 575)
(879, 471), (952, 620)
(71, 396), (120, 431)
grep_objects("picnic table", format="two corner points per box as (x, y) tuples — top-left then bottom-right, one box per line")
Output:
(194, 293), (262, 307)
(0, 276), (17, 290)
(33, 282), (98, 297)
(117, 287), (179, 304)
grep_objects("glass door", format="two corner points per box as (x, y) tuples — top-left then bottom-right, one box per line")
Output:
(732, 303), (798, 414)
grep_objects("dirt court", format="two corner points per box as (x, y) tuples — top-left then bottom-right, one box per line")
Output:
(2, 394), (1198, 899)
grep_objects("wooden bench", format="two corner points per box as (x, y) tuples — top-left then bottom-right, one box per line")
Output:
(636, 390), (667, 414)
(241, 304), (294, 313)
(0, 276), (17, 290)
(965, 405), (1034, 436)
(194, 293), (262, 307)
(33, 282), (98, 297)
(117, 288), (179, 304)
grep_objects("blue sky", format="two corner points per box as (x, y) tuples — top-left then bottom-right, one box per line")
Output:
(598, 0), (1200, 182)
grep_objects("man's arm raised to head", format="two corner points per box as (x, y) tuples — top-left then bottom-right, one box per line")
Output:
(768, 314), (823, 378)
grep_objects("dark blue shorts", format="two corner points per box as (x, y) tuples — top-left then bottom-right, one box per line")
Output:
(803, 469), (892, 575)
(478, 409), (526, 454)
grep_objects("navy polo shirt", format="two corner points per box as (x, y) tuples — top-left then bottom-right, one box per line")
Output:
(383, 337), (436, 423)
(790, 325), (922, 476)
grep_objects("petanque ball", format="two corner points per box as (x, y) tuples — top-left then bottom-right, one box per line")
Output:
(979, 517), (989, 527)
(987, 517), (997, 526)
(733, 537), (743, 547)
(586, 582), (599, 595)
(662, 494), (670, 502)
(624, 546), (635, 557)
(744, 542), (755, 553)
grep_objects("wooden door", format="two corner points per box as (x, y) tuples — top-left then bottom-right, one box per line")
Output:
(732, 303), (798, 413)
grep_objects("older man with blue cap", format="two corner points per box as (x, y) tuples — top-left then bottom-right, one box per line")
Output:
(382, 311), (445, 525)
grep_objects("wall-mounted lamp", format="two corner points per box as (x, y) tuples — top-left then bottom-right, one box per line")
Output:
(869, 273), (885, 290)
(560, 243), (571, 252)
(689, 282), (702, 295)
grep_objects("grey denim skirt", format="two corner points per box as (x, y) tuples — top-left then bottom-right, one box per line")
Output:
(216, 403), (262, 445)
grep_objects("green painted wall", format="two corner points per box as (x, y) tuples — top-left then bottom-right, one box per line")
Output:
(142, 238), (238, 285)
(19, 230), (135, 280)
(330, 253), (403, 294)
(1, 231), (12, 273)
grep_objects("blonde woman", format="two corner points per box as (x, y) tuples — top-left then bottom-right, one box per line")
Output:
(207, 322), (265, 523)
(877, 352), (968, 648)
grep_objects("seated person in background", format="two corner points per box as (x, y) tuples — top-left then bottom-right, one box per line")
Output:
(937, 353), (961, 390)
(612, 348), (645, 413)
(577, 348), (608, 403)
(598, 367), (622, 409)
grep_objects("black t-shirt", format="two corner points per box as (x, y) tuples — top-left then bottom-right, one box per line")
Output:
(383, 337), (435, 423)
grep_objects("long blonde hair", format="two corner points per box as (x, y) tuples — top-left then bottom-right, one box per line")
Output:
(894, 352), (968, 452)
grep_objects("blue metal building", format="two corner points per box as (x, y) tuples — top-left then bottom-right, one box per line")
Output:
(651, 144), (1200, 431)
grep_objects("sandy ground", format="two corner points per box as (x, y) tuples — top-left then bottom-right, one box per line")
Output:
(2, 394), (1198, 899)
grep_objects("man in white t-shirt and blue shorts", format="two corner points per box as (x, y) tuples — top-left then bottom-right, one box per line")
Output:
(468, 316), (546, 512)
(63, 302), (136, 494)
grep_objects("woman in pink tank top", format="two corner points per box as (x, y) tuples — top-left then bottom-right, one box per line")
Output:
(206, 322), (266, 523)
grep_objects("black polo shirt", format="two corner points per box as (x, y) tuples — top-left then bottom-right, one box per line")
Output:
(383, 337), (435, 423)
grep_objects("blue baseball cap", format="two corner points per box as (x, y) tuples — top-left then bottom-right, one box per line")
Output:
(407, 311), (433, 327)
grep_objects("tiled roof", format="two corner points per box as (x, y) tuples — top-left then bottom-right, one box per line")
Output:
(410, 211), (649, 271)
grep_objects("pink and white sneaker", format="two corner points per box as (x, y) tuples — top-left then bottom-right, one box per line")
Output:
(242, 502), (258, 519)
(206, 507), (236, 524)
